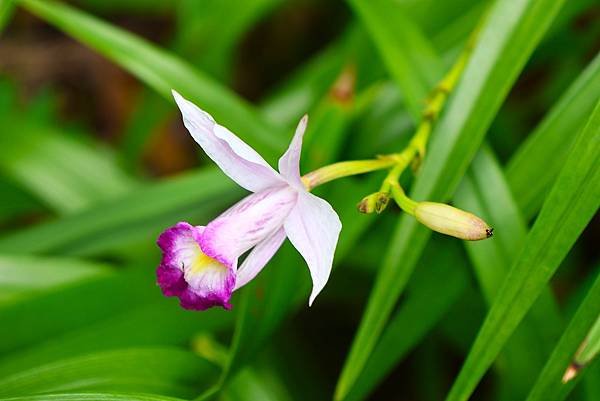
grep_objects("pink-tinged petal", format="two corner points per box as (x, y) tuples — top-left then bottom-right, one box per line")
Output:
(201, 186), (297, 266)
(172, 90), (283, 192)
(283, 191), (341, 305)
(234, 228), (287, 290)
(278, 115), (308, 189)
(156, 222), (235, 311)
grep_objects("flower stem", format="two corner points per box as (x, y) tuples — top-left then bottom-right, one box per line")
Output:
(302, 25), (478, 196)
(302, 157), (398, 190)
(389, 182), (417, 215)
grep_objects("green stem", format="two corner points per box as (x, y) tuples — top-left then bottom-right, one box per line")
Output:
(389, 182), (417, 215)
(302, 157), (398, 190)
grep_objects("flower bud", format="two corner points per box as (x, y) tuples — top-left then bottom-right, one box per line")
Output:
(358, 192), (390, 214)
(414, 202), (493, 241)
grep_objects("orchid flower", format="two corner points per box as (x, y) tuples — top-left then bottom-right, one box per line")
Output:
(156, 91), (342, 311)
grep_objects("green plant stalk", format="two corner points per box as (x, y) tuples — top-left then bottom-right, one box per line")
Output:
(301, 158), (398, 191)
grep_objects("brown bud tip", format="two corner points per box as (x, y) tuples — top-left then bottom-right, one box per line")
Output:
(357, 199), (370, 214)
(562, 363), (580, 383)
(357, 192), (389, 214)
(414, 202), (493, 241)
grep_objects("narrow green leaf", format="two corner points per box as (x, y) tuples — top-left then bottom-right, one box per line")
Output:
(0, 348), (219, 398)
(176, 0), (285, 80)
(0, 300), (233, 377)
(121, 0), (284, 165)
(347, 0), (442, 120)
(0, 268), (148, 354)
(456, 147), (562, 397)
(0, 0), (15, 33)
(583, 361), (600, 401)
(524, 271), (600, 401)
(506, 51), (600, 219)
(444, 99), (600, 401)
(0, 168), (240, 256)
(337, 0), (566, 398)
(342, 241), (469, 401)
(223, 367), (293, 401)
(0, 121), (137, 214)
(576, 312), (600, 365)
(0, 255), (110, 304)
(0, 394), (185, 401)
(19, 0), (286, 157)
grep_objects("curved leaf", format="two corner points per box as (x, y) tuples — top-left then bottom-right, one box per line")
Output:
(444, 99), (600, 401)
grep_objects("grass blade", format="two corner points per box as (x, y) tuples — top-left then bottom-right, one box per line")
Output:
(347, 0), (441, 120)
(0, 168), (240, 256)
(0, 300), (232, 377)
(0, 255), (110, 305)
(0, 348), (219, 398)
(444, 99), (600, 401)
(506, 51), (600, 219)
(0, 121), (137, 214)
(342, 241), (469, 401)
(0, 394), (185, 401)
(19, 0), (286, 157)
(524, 270), (600, 401)
(456, 147), (562, 397)
(336, 1), (566, 398)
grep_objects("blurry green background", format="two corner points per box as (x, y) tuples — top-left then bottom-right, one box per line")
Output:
(0, 0), (598, 400)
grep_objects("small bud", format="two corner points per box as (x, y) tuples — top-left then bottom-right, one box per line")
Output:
(561, 363), (581, 383)
(414, 202), (493, 241)
(358, 192), (390, 214)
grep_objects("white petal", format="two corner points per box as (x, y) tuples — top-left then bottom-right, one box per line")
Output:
(234, 228), (287, 290)
(172, 90), (283, 192)
(201, 186), (297, 266)
(283, 190), (341, 305)
(278, 115), (308, 189)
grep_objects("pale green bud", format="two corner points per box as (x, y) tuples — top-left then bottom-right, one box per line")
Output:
(414, 202), (493, 241)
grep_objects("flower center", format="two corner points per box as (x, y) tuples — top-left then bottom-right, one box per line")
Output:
(188, 250), (226, 275)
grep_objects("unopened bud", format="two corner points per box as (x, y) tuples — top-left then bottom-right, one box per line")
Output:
(414, 202), (493, 241)
(561, 363), (581, 383)
(358, 192), (390, 214)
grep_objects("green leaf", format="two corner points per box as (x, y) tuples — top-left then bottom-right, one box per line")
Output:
(455, 147), (562, 397)
(18, 0), (286, 157)
(120, 0), (284, 166)
(0, 300), (233, 378)
(336, 0), (566, 397)
(347, 0), (442, 120)
(444, 99), (600, 401)
(224, 368), (294, 401)
(0, 121), (137, 214)
(0, 168), (240, 256)
(576, 311), (600, 365)
(0, 0), (15, 33)
(524, 270), (600, 401)
(0, 254), (110, 304)
(342, 240), (469, 401)
(0, 348), (219, 398)
(506, 51), (600, 219)
(0, 394), (185, 401)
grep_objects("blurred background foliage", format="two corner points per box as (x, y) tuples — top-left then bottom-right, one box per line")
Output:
(0, 0), (598, 400)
